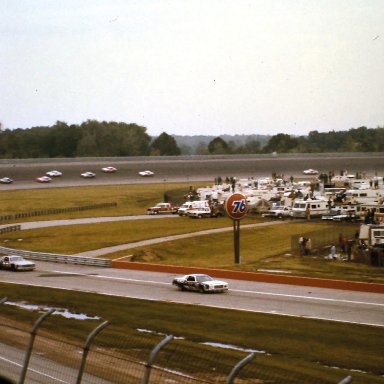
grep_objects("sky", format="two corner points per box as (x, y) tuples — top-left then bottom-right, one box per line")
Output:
(1, 0), (383, 137)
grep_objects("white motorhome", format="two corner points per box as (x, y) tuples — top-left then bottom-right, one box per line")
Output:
(291, 198), (329, 218)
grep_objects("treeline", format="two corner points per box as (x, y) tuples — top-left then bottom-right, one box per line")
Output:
(0, 120), (383, 158)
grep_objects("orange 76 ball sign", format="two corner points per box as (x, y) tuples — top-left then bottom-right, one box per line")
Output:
(225, 193), (248, 220)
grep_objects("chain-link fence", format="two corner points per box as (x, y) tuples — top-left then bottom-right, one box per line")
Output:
(291, 222), (360, 257)
(0, 305), (355, 384)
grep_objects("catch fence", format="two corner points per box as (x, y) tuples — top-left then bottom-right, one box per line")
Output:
(0, 299), (354, 384)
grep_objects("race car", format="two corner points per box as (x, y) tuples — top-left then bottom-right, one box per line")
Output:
(0, 177), (13, 184)
(0, 255), (36, 271)
(172, 274), (228, 293)
(80, 172), (96, 178)
(138, 170), (154, 177)
(36, 176), (52, 183)
(101, 166), (117, 173)
(46, 170), (62, 177)
(303, 168), (318, 175)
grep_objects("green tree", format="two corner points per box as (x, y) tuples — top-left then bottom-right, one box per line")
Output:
(263, 133), (298, 153)
(208, 137), (231, 154)
(150, 132), (181, 156)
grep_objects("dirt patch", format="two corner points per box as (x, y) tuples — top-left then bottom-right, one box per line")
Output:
(130, 250), (163, 262)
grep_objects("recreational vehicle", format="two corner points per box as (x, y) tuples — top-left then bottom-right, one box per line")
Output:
(291, 198), (329, 218)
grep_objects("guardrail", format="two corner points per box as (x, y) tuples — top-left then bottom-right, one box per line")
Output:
(0, 225), (21, 235)
(0, 202), (117, 222)
(0, 246), (111, 267)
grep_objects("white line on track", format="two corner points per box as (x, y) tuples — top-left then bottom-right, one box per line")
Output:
(0, 356), (71, 384)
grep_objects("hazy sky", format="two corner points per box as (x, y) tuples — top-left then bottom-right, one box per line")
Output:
(1, 0), (383, 137)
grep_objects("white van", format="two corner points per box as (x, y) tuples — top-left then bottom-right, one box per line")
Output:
(291, 199), (329, 218)
(178, 200), (209, 216)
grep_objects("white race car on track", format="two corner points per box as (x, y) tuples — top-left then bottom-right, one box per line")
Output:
(172, 274), (228, 293)
(0, 255), (36, 271)
(46, 170), (62, 177)
(36, 176), (52, 183)
(101, 166), (117, 173)
(0, 177), (13, 184)
(303, 168), (318, 175)
(81, 172), (96, 178)
(138, 170), (154, 177)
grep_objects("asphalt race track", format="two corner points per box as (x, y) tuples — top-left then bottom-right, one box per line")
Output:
(1, 262), (384, 327)
(0, 153), (383, 189)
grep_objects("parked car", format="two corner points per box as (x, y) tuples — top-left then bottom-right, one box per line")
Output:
(36, 176), (52, 183)
(172, 274), (228, 293)
(139, 170), (154, 177)
(0, 255), (36, 271)
(0, 177), (13, 184)
(81, 172), (96, 178)
(101, 166), (117, 173)
(46, 170), (62, 177)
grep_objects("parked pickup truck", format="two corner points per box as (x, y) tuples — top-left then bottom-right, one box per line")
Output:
(147, 202), (180, 215)
(262, 206), (292, 219)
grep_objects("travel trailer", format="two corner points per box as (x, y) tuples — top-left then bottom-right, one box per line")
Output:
(343, 189), (383, 204)
(291, 198), (329, 218)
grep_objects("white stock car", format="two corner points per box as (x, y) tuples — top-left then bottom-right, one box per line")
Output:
(46, 170), (62, 177)
(0, 177), (13, 184)
(81, 172), (96, 178)
(302, 168), (318, 175)
(0, 255), (36, 271)
(172, 274), (228, 293)
(138, 170), (154, 177)
(101, 166), (117, 173)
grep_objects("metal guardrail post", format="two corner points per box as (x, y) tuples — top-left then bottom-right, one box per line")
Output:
(0, 297), (8, 305)
(141, 334), (174, 384)
(19, 308), (55, 384)
(337, 376), (353, 384)
(226, 353), (255, 384)
(76, 320), (109, 384)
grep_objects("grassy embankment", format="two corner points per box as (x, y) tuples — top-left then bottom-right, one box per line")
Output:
(1, 283), (383, 384)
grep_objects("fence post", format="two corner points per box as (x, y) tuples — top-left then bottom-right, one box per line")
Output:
(337, 376), (353, 384)
(76, 320), (109, 384)
(141, 334), (174, 384)
(226, 353), (255, 384)
(19, 308), (55, 384)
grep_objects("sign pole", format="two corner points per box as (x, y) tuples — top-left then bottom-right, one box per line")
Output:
(225, 193), (248, 265)
(233, 219), (240, 264)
